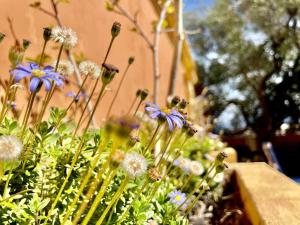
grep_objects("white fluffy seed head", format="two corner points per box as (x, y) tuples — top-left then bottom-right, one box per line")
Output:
(0, 135), (23, 161)
(51, 26), (78, 49)
(79, 60), (101, 78)
(121, 152), (148, 177)
(52, 60), (74, 76)
(189, 161), (204, 176)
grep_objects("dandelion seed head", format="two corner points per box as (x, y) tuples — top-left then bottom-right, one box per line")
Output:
(79, 60), (101, 78)
(121, 152), (147, 177)
(0, 135), (23, 161)
(52, 60), (74, 76)
(189, 161), (204, 176)
(51, 26), (77, 49)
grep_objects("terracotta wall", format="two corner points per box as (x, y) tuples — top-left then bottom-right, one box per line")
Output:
(0, 0), (186, 123)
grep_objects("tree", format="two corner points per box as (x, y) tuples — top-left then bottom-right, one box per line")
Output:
(186, 0), (300, 141)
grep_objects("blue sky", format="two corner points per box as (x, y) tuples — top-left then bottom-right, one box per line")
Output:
(183, 0), (215, 12)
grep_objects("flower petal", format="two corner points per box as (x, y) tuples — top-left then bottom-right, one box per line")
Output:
(29, 77), (41, 93)
(28, 62), (39, 70)
(149, 111), (161, 119)
(166, 116), (174, 131)
(42, 78), (52, 92)
(169, 115), (183, 128)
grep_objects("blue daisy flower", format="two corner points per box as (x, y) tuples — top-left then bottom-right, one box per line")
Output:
(145, 103), (185, 130)
(11, 62), (64, 93)
(168, 190), (187, 206)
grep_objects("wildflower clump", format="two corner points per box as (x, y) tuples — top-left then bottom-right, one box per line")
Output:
(0, 19), (227, 225)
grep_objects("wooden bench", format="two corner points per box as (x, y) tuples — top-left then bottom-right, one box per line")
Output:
(231, 162), (300, 225)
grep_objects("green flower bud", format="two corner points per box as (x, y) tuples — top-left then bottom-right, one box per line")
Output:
(9, 45), (24, 68)
(22, 39), (31, 50)
(101, 63), (119, 84)
(111, 22), (121, 38)
(140, 89), (149, 101)
(43, 27), (52, 42)
(215, 163), (228, 174)
(215, 151), (228, 164)
(0, 33), (5, 43)
(128, 56), (135, 65)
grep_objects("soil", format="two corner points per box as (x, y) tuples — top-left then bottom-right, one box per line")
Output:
(210, 172), (252, 225)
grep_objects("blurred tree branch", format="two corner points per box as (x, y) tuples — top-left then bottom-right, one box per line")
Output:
(108, 0), (173, 103)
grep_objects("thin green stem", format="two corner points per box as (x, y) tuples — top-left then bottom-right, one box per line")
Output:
(61, 140), (106, 223)
(43, 84), (107, 225)
(52, 75), (89, 132)
(0, 76), (14, 122)
(184, 173), (217, 215)
(144, 123), (161, 153)
(156, 132), (175, 168)
(80, 170), (117, 225)
(95, 176), (129, 225)
(174, 163), (216, 213)
(35, 44), (63, 127)
(117, 180), (148, 225)
(71, 157), (112, 225)
(3, 163), (14, 198)
(133, 99), (143, 116)
(106, 63), (131, 119)
(73, 78), (100, 136)
(126, 95), (138, 115)
(39, 40), (47, 66)
(21, 92), (36, 138)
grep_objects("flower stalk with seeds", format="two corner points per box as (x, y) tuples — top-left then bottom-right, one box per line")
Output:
(43, 62), (119, 225)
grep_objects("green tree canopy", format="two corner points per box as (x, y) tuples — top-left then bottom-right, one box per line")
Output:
(186, 0), (300, 137)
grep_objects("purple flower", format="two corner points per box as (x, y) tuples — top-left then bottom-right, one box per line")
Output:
(11, 62), (64, 93)
(145, 103), (185, 130)
(168, 190), (186, 206)
(66, 91), (87, 102)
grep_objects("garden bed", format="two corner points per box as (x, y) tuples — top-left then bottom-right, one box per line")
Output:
(209, 170), (252, 225)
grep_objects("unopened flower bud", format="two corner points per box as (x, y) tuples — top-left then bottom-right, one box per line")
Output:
(22, 39), (31, 50)
(9, 45), (24, 68)
(179, 99), (188, 109)
(127, 136), (140, 147)
(136, 89), (142, 97)
(102, 63), (119, 84)
(187, 126), (197, 137)
(140, 89), (149, 101)
(215, 163), (227, 174)
(43, 27), (52, 42)
(0, 33), (5, 43)
(111, 21), (121, 38)
(128, 56), (135, 65)
(215, 151), (228, 164)
(170, 96), (181, 107)
(148, 167), (162, 182)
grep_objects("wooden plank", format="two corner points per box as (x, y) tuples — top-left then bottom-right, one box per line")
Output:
(231, 162), (300, 225)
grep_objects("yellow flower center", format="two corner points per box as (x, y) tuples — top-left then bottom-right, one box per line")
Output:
(175, 195), (181, 201)
(162, 108), (170, 114)
(32, 69), (45, 77)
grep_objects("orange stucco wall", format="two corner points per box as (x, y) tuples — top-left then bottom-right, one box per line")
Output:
(0, 0), (186, 123)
